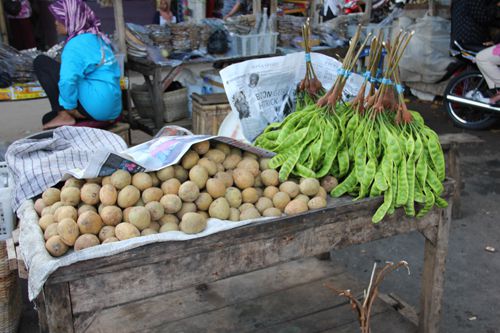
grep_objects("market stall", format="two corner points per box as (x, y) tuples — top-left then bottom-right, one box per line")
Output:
(0, 3), (466, 332)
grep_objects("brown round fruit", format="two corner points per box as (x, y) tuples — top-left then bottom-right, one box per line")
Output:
(308, 197), (327, 210)
(223, 154), (242, 170)
(102, 237), (119, 244)
(284, 199), (309, 215)
(176, 202), (197, 220)
(179, 212), (207, 234)
(264, 186), (279, 199)
(42, 188), (61, 206)
(295, 194), (310, 204)
(141, 228), (158, 236)
(321, 176), (338, 192)
(115, 223), (140, 240)
(215, 171), (233, 188)
(174, 165), (188, 183)
(208, 198), (230, 220)
(159, 222), (180, 232)
(60, 187), (81, 206)
(45, 236), (68, 257)
(255, 197), (273, 213)
(44, 223), (59, 241)
(57, 218), (80, 246)
(110, 170), (132, 190)
(98, 226), (116, 242)
(34, 198), (46, 216)
(240, 207), (261, 220)
(100, 206), (123, 226)
(149, 221), (161, 232)
(117, 185), (140, 208)
(80, 183), (101, 205)
(229, 208), (240, 221)
(241, 188), (259, 204)
(299, 178), (320, 196)
(39, 214), (56, 231)
(232, 169), (254, 189)
(204, 149), (226, 164)
(150, 173), (161, 187)
(206, 178), (226, 199)
(161, 178), (181, 195)
(189, 165), (209, 189)
(239, 203), (255, 212)
(259, 158), (271, 171)
(128, 206), (151, 231)
(55, 206), (77, 222)
(181, 150), (200, 170)
(160, 194), (183, 214)
(132, 172), (153, 191)
(195, 192), (213, 211)
(178, 181), (200, 202)
(78, 204), (97, 215)
(198, 158), (218, 176)
(64, 177), (84, 188)
(263, 207), (282, 217)
(273, 192), (291, 211)
(237, 158), (260, 177)
(261, 169), (279, 187)
(317, 187), (327, 200)
(142, 187), (164, 203)
(145, 201), (164, 221)
(99, 184), (117, 206)
(157, 166), (174, 181)
(279, 182), (300, 198)
(159, 214), (179, 226)
(77, 211), (103, 235)
(215, 143), (231, 156)
(225, 187), (242, 208)
(192, 141), (210, 155)
(74, 234), (100, 251)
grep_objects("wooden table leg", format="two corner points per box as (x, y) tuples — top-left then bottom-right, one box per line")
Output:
(42, 283), (75, 333)
(418, 203), (452, 333)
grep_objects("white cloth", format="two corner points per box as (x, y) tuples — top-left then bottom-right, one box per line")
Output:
(5, 126), (127, 212)
(476, 45), (500, 89)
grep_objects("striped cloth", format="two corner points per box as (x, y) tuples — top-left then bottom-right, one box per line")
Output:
(5, 126), (127, 212)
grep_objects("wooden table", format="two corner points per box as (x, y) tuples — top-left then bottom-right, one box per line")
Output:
(35, 179), (455, 333)
(127, 52), (281, 135)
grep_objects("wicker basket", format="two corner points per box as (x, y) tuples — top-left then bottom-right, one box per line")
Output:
(0, 242), (21, 333)
(192, 93), (232, 135)
(131, 86), (189, 123)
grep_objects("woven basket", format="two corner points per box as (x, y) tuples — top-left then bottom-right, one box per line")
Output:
(0, 242), (21, 333)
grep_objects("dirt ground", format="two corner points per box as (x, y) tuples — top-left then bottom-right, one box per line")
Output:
(0, 96), (499, 333)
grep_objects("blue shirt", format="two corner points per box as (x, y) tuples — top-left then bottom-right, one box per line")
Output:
(59, 33), (122, 121)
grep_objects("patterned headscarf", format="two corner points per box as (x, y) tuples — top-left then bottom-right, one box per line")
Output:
(49, 0), (109, 43)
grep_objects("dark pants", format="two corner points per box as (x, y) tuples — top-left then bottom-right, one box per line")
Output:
(33, 55), (93, 124)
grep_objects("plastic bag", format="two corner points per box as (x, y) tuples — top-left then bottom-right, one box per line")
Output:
(398, 15), (453, 84)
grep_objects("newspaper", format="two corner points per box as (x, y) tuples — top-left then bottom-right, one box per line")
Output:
(219, 51), (367, 142)
(68, 132), (275, 180)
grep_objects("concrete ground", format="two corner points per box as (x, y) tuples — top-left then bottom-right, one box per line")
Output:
(0, 97), (499, 333)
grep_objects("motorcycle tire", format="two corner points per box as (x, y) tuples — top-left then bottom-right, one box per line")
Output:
(444, 70), (497, 130)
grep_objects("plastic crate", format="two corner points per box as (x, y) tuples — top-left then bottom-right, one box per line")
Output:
(231, 32), (279, 57)
(0, 162), (14, 241)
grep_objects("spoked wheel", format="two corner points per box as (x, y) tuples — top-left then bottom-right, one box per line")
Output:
(444, 70), (497, 130)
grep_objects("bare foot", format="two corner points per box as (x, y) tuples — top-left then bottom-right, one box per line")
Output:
(42, 111), (76, 130)
(490, 91), (500, 104)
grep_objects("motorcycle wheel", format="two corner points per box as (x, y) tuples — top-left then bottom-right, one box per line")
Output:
(444, 70), (497, 130)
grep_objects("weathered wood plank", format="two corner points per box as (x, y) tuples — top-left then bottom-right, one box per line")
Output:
(67, 207), (441, 314)
(140, 274), (362, 333)
(6, 238), (17, 271)
(50, 180), (454, 284)
(73, 258), (345, 331)
(418, 203), (452, 333)
(378, 292), (419, 326)
(76, 260), (346, 333)
(36, 293), (49, 333)
(43, 283), (75, 333)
